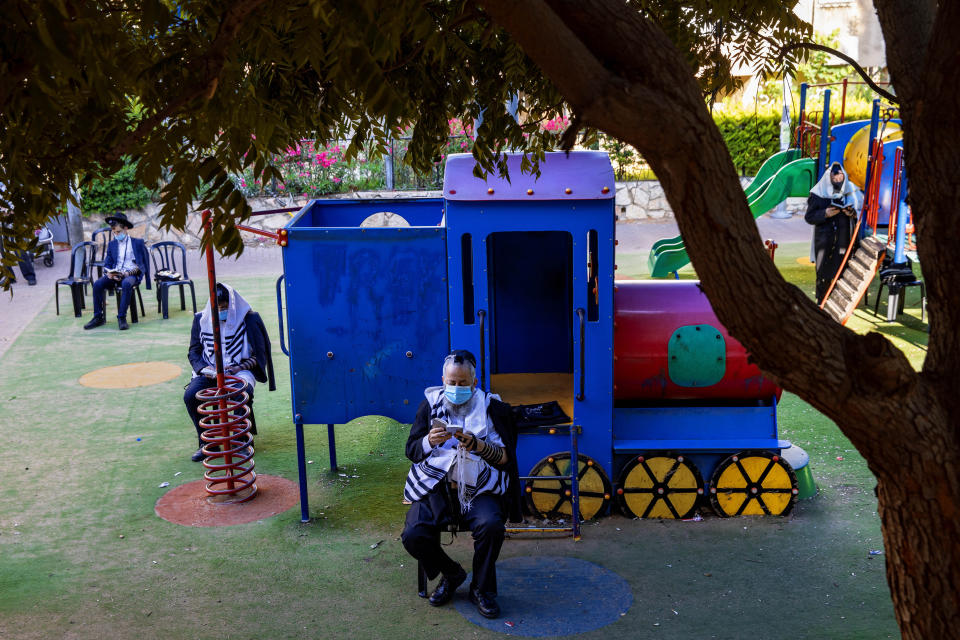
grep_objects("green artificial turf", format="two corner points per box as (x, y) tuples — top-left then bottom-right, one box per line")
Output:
(0, 249), (925, 639)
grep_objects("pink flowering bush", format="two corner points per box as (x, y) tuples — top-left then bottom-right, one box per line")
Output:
(233, 140), (383, 197)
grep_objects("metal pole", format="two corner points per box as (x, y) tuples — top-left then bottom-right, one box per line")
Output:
(66, 181), (84, 245)
(798, 83), (808, 126)
(327, 423), (338, 471)
(818, 89), (831, 179)
(860, 99), (881, 240)
(202, 210), (234, 490)
(385, 135), (395, 191)
(771, 76), (793, 219)
(295, 413), (310, 522)
(893, 149), (907, 264)
(840, 78), (848, 123)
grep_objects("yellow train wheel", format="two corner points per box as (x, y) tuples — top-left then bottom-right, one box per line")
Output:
(615, 455), (703, 519)
(708, 451), (799, 517)
(525, 453), (611, 520)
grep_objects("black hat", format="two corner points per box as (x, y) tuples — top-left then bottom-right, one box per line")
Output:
(830, 163), (844, 176)
(449, 349), (477, 369)
(105, 212), (134, 229)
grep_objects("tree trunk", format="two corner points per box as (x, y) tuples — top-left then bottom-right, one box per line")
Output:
(65, 183), (84, 246)
(479, 0), (960, 636)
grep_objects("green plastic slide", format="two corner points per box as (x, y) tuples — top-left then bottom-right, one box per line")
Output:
(647, 150), (817, 278)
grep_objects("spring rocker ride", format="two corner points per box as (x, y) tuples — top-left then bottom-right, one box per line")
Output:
(154, 211), (300, 527)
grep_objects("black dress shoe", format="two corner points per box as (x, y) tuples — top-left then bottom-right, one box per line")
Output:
(191, 449), (205, 462)
(83, 316), (105, 330)
(118, 317), (129, 330)
(469, 587), (500, 619)
(428, 567), (467, 607)
(26, 279), (36, 286)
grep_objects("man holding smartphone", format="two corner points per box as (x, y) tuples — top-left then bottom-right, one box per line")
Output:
(401, 350), (521, 619)
(805, 162), (863, 303)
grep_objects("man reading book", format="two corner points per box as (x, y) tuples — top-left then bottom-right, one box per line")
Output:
(83, 212), (151, 331)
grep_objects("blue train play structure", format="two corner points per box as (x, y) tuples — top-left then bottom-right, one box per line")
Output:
(276, 151), (815, 529)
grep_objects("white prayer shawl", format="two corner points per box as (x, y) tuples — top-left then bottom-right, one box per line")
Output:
(403, 387), (509, 511)
(810, 163), (863, 210)
(195, 284), (254, 387)
(115, 235), (137, 273)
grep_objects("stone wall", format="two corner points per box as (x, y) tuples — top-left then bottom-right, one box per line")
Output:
(614, 178), (807, 220)
(85, 179), (807, 245)
(81, 191), (441, 248)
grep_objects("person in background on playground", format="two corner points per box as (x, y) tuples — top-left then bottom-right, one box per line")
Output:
(400, 350), (521, 620)
(0, 214), (37, 286)
(183, 283), (275, 462)
(83, 212), (151, 330)
(805, 162), (863, 304)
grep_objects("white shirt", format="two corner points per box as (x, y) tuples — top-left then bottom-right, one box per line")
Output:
(115, 235), (137, 273)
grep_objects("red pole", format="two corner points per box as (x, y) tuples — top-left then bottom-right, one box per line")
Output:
(202, 210), (234, 489)
(840, 78), (848, 123)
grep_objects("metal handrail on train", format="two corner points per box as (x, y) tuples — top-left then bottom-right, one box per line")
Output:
(477, 309), (487, 389)
(576, 307), (586, 401)
(509, 423), (582, 540)
(275, 275), (288, 356)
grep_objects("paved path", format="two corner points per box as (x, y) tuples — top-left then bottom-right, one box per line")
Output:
(0, 246), (283, 359)
(616, 211), (812, 252)
(0, 213), (811, 359)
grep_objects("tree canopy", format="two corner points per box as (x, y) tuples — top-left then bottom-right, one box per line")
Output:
(0, 0), (806, 266)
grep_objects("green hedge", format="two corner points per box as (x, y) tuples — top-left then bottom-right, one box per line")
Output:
(81, 159), (155, 215)
(716, 107), (875, 176)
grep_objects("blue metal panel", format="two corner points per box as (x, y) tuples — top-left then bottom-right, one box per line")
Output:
(282, 226), (448, 424)
(443, 152), (615, 201)
(287, 198), (445, 229)
(613, 403), (778, 443)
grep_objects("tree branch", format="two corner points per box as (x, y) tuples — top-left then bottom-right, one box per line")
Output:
(779, 42), (898, 103)
(102, 0), (269, 165)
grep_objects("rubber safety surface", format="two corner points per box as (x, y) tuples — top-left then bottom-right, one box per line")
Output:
(453, 556), (632, 636)
(79, 361), (182, 388)
(155, 475), (299, 527)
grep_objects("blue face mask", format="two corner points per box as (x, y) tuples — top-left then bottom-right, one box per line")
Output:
(444, 384), (474, 405)
(115, 232), (127, 241)
(218, 310), (228, 322)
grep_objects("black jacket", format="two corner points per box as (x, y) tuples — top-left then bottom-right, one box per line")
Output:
(104, 237), (151, 289)
(187, 311), (276, 391)
(405, 396), (522, 523)
(805, 193), (857, 261)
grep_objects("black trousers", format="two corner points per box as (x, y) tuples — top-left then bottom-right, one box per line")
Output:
(401, 489), (505, 595)
(92, 274), (138, 319)
(183, 375), (256, 448)
(16, 250), (35, 282)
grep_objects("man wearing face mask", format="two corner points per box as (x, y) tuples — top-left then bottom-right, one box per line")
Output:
(83, 212), (151, 330)
(805, 162), (863, 304)
(183, 283), (275, 462)
(401, 350), (521, 619)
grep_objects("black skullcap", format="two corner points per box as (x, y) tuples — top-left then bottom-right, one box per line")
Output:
(216, 283), (230, 305)
(830, 163), (844, 175)
(449, 349), (477, 368)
